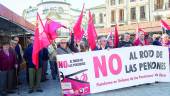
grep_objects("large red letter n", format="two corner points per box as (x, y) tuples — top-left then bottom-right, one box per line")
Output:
(93, 56), (107, 78)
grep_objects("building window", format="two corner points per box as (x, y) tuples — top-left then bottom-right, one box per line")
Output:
(130, 0), (136, 2)
(43, 9), (49, 14)
(119, 9), (124, 22)
(92, 14), (96, 24)
(110, 0), (116, 5)
(111, 10), (115, 23)
(99, 13), (103, 24)
(140, 6), (146, 19)
(58, 7), (64, 13)
(155, 15), (162, 21)
(119, 0), (124, 4)
(50, 7), (57, 12)
(131, 7), (136, 20)
(155, 0), (164, 10)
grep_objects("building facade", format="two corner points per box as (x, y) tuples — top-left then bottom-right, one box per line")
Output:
(105, 0), (170, 28)
(88, 4), (106, 29)
(151, 0), (170, 21)
(22, 0), (82, 36)
(23, 0), (170, 36)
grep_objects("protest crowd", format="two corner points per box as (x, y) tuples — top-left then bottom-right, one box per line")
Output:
(0, 27), (169, 96)
(0, 7), (170, 96)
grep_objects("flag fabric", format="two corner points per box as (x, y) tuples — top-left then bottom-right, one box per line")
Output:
(160, 19), (170, 35)
(32, 13), (52, 69)
(113, 24), (119, 48)
(37, 14), (51, 49)
(44, 19), (67, 41)
(87, 11), (97, 50)
(32, 13), (42, 69)
(73, 4), (85, 42)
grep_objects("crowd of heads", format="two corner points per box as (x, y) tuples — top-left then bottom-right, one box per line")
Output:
(52, 32), (170, 52)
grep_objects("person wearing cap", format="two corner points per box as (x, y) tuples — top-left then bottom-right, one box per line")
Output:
(95, 36), (108, 50)
(118, 33), (133, 48)
(0, 41), (17, 96)
(133, 32), (149, 46)
(24, 36), (43, 93)
(56, 37), (72, 55)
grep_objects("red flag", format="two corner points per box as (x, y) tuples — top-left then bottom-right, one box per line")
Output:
(160, 19), (170, 35)
(37, 14), (51, 49)
(160, 19), (170, 30)
(32, 13), (42, 69)
(114, 24), (119, 48)
(45, 19), (67, 41)
(87, 11), (97, 50)
(32, 13), (51, 69)
(73, 4), (85, 42)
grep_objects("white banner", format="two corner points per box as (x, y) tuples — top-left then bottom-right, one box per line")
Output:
(57, 46), (170, 95)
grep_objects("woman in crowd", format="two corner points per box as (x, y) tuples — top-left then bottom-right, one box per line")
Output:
(95, 36), (108, 50)
(79, 41), (89, 52)
(161, 34), (170, 47)
(0, 41), (17, 96)
(57, 37), (72, 55)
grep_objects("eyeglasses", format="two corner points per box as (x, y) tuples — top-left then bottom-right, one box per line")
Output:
(101, 40), (107, 42)
(60, 42), (67, 44)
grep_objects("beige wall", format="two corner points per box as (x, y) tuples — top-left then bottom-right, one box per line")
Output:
(105, 0), (170, 27)
(150, 0), (170, 21)
(105, 0), (151, 28)
(89, 7), (106, 29)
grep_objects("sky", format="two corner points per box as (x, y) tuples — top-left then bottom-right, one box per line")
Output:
(0, 0), (104, 16)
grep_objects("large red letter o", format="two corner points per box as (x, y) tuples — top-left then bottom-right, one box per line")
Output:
(109, 54), (122, 75)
